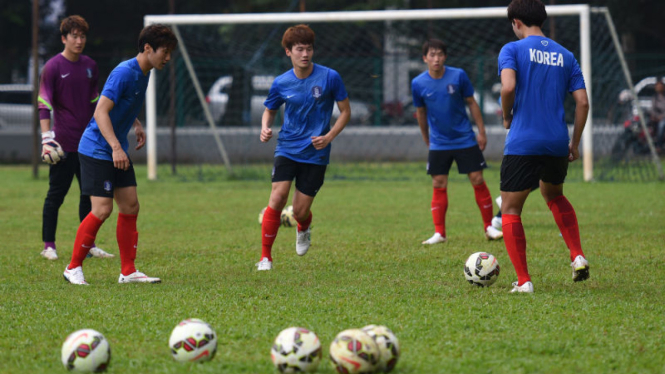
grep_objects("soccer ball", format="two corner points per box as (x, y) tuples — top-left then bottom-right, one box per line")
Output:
(271, 327), (322, 373)
(361, 325), (400, 373)
(61, 329), (111, 373)
(259, 207), (267, 225)
(169, 319), (217, 362)
(329, 329), (380, 374)
(464, 252), (500, 287)
(281, 205), (297, 227)
(42, 141), (65, 164)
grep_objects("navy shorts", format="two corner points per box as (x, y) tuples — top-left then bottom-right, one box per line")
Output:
(500, 155), (568, 192)
(427, 145), (487, 175)
(80, 154), (137, 197)
(272, 156), (327, 197)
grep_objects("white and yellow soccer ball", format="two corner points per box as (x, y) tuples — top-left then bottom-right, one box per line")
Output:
(169, 319), (217, 362)
(271, 327), (322, 373)
(464, 252), (500, 287)
(281, 205), (297, 227)
(259, 207), (267, 225)
(42, 141), (65, 164)
(61, 329), (111, 373)
(329, 329), (380, 374)
(361, 325), (400, 373)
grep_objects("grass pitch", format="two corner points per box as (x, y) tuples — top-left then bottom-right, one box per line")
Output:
(0, 164), (664, 374)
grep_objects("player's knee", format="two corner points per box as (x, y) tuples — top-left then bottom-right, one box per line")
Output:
(92, 205), (113, 221)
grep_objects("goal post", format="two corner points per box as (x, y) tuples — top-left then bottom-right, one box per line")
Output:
(143, 5), (662, 182)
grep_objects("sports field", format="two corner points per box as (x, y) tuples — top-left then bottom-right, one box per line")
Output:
(1, 164), (664, 374)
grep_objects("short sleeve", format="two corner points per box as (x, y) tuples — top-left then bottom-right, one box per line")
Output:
(101, 68), (130, 105)
(459, 70), (475, 98)
(411, 79), (424, 108)
(328, 69), (348, 102)
(264, 79), (284, 110)
(498, 43), (518, 76)
(567, 56), (586, 93)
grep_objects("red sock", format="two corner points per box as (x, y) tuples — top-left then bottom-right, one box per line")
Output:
(68, 213), (104, 269)
(472, 182), (494, 229)
(431, 188), (447, 237)
(547, 196), (584, 261)
(117, 213), (138, 276)
(502, 214), (530, 285)
(261, 206), (282, 261)
(296, 211), (312, 232)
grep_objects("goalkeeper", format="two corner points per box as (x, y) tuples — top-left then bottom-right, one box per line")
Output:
(38, 15), (113, 261)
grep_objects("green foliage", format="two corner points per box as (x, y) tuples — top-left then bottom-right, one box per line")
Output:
(0, 165), (664, 373)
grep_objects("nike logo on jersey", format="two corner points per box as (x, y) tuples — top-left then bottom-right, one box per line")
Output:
(426, 92), (434, 97)
(529, 48), (564, 67)
(61, 73), (70, 78)
(286, 94), (295, 99)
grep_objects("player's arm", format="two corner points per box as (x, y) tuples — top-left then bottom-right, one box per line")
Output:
(312, 98), (350, 150)
(569, 88), (589, 162)
(37, 63), (64, 163)
(260, 108), (278, 142)
(500, 69), (517, 129)
(133, 118), (146, 150)
(416, 107), (429, 146)
(94, 96), (129, 170)
(465, 96), (487, 151)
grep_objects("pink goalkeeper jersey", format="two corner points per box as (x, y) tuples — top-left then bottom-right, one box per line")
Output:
(38, 53), (99, 152)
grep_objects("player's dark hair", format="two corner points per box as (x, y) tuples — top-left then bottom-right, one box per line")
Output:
(507, 0), (547, 28)
(422, 39), (447, 56)
(138, 24), (178, 53)
(60, 15), (89, 37)
(282, 24), (315, 50)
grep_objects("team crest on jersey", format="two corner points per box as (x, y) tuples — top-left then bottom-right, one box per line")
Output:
(103, 180), (112, 192)
(87, 68), (92, 78)
(541, 40), (549, 47)
(311, 86), (322, 99)
(447, 84), (456, 95)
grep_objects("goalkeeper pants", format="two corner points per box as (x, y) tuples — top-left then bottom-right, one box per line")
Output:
(42, 152), (91, 243)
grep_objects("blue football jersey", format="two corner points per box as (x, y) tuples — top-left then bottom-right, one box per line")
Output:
(411, 66), (477, 151)
(79, 58), (149, 161)
(498, 36), (586, 156)
(264, 64), (348, 165)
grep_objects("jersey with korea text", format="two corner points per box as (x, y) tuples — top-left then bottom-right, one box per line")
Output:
(264, 63), (348, 165)
(411, 66), (477, 151)
(79, 58), (149, 161)
(498, 36), (586, 156)
(38, 54), (99, 152)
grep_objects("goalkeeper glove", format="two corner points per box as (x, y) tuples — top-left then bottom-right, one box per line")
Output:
(41, 131), (65, 164)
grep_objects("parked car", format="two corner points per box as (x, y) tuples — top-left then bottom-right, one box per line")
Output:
(0, 84), (33, 128)
(205, 75), (373, 126)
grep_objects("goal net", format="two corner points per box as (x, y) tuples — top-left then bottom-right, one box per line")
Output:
(143, 6), (663, 182)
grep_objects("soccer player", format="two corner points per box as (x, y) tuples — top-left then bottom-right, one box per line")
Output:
(256, 24), (351, 271)
(412, 39), (504, 245)
(498, 0), (590, 293)
(63, 24), (178, 285)
(38, 15), (113, 260)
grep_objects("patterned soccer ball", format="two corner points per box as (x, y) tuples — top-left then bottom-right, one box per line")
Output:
(464, 252), (500, 287)
(329, 329), (380, 374)
(259, 207), (267, 225)
(361, 325), (400, 373)
(281, 205), (297, 227)
(271, 327), (322, 373)
(169, 319), (217, 362)
(61, 329), (111, 373)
